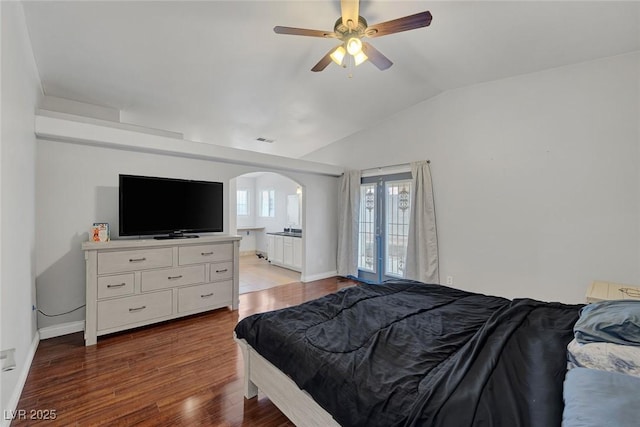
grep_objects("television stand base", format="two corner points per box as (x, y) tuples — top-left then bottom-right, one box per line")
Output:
(153, 234), (200, 240)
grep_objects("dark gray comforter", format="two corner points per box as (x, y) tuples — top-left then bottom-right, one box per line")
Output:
(235, 280), (581, 427)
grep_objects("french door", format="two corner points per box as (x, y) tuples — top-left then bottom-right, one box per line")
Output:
(358, 173), (412, 283)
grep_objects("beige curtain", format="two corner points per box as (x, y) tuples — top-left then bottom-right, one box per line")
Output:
(405, 161), (439, 283)
(337, 170), (361, 277)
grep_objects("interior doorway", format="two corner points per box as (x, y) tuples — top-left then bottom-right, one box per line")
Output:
(231, 172), (303, 294)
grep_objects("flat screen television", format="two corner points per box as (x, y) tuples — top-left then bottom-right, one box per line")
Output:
(119, 174), (223, 239)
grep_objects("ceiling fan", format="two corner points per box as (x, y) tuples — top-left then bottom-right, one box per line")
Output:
(273, 0), (432, 72)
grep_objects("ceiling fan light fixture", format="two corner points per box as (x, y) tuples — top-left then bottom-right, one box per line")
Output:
(330, 45), (346, 66)
(353, 50), (368, 66)
(273, 1), (432, 72)
(346, 37), (363, 55)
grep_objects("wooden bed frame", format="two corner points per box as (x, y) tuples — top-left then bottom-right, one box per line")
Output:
(234, 336), (340, 426)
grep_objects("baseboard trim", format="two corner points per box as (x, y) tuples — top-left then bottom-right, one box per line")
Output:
(300, 270), (338, 283)
(2, 332), (39, 427)
(39, 320), (85, 340)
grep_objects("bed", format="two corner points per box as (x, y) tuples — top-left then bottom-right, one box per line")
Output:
(234, 280), (581, 426)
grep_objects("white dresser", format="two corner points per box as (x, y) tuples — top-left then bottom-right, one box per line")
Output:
(82, 235), (241, 346)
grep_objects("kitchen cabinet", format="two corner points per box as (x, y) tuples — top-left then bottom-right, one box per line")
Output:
(267, 233), (301, 272)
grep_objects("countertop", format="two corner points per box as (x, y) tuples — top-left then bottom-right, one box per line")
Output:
(267, 231), (302, 238)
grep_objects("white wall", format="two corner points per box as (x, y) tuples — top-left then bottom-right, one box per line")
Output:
(235, 176), (256, 229)
(305, 52), (640, 303)
(288, 171), (338, 282)
(235, 176), (257, 254)
(1, 1), (42, 420)
(36, 140), (339, 329)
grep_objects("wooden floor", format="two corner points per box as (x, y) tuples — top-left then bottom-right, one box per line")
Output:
(14, 277), (357, 426)
(238, 255), (300, 294)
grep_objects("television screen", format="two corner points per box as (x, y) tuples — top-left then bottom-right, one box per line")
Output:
(119, 174), (223, 237)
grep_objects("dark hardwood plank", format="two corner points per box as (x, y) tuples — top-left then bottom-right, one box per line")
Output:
(13, 277), (357, 426)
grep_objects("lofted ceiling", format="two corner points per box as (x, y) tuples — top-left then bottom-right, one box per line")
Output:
(22, 1), (640, 160)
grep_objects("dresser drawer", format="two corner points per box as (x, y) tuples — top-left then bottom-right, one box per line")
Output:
(98, 248), (172, 274)
(97, 273), (134, 299)
(178, 281), (232, 313)
(141, 265), (205, 292)
(97, 291), (172, 331)
(179, 243), (232, 265)
(210, 261), (233, 281)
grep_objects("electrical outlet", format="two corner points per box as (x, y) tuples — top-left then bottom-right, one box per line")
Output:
(446, 276), (453, 285)
(0, 348), (16, 372)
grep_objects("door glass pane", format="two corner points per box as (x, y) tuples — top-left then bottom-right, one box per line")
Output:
(385, 180), (411, 277)
(358, 183), (376, 272)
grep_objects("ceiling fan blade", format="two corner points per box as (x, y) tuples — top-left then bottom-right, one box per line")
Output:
(341, 0), (360, 28)
(311, 47), (338, 72)
(274, 26), (336, 38)
(366, 11), (432, 38)
(362, 42), (393, 71)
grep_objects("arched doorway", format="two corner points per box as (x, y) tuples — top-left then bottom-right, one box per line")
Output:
(230, 172), (304, 294)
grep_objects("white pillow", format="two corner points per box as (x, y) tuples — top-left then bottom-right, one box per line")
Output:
(567, 338), (640, 377)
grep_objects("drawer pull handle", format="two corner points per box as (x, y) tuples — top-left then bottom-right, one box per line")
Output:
(107, 283), (127, 288)
(128, 306), (146, 312)
(201, 293), (214, 298)
(201, 252), (214, 256)
(129, 257), (147, 262)
(215, 268), (228, 273)
(167, 275), (183, 280)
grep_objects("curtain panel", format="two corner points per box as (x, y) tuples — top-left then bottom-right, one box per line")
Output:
(405, 161), (439, 283)
(337, 170), (361, 277)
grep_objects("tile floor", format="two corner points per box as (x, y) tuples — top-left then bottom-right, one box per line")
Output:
(238, 253), (301, 294)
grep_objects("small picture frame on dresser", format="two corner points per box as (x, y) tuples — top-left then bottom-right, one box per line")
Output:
(90, 223), (110, 242)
